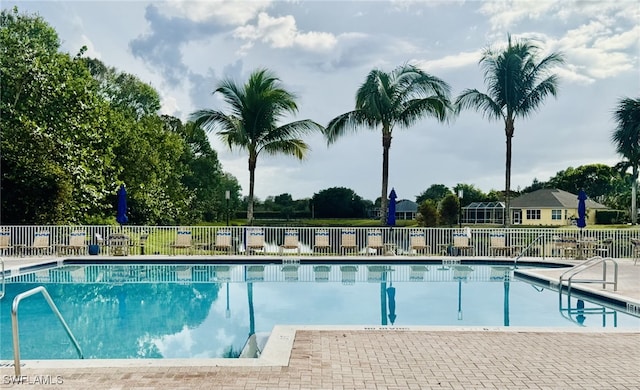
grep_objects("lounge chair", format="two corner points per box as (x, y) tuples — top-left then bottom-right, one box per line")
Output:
(108, 233), (131, 256)
(452, 232), (474, 256)
(409, 265), (428, 281)
(340, 228), (358, 255)
(0, 230), (13, 256)
(281, 265), (299, 281)
(170, 229), (192, 255)
(246, 265), (265, 281)
(279, 229), (300, 255)
(57, 231), (87, 256)
(367, 265), (386, 282)
(214, 265), (232, 281)
(553, 236), (577, 259)
(213, 229), (233, 254)
(453, 265), (474, 280)
(313, 265), (331, 282)
(313, 229), (331, 254)
(28, 231), (52, 256)
(592, 238), (613, 258)
(246, 228), (265, 255)
(409, 230), (430, 256)
(340, 265), (358, 285)
(489, 232), (516, 257)
(366, 229), (384, 255)
(490, 266), (511, 281)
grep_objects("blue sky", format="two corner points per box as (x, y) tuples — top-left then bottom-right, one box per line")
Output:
(7, 0), (639, 202)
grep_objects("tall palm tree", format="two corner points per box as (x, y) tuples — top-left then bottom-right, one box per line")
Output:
(611, 97), (640, 224)
(325, 64), (452, 224)
(191, 69), (323, 223)
(455, 34), (564, 226)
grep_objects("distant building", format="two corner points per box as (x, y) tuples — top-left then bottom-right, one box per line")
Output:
(461, 201), (505, 225)
(372, 199), (418, 220)
(395, 199), (418, 220)
(509, 188), (607, 226)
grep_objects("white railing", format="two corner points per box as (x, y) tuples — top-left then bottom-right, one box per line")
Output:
(0, 225), (638, 259)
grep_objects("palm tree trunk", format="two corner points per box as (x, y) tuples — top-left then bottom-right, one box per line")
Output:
(632, 166), (638, 224)
(380, 129), (392, 225)
(247, 153), (257, 224)
(504, 119), (514, 227)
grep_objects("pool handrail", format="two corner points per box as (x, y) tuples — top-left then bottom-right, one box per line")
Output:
(12, 286), (84, 376)
(513, 233), (546, 268)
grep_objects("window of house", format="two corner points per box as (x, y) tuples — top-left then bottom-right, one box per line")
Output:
(526, 209), (541, 220)
(551, 210), (562, 220)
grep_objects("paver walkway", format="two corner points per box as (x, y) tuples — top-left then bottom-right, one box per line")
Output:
(2, 328), (639, 389)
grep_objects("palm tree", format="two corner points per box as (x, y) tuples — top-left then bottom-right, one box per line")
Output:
(611, 97), (640, 224)
(455, 34), (564, 226)
(191, 69), (323, 223)
(325, 64), (452, 224)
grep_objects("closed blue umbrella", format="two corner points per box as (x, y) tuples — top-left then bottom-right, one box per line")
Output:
(387, 188), (397, 226)
(386, 284), (397, 324)
(577, 189), (587, 229)
(116, 184), (128, 225)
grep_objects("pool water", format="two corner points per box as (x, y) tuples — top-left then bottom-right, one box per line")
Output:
(1, 263), (638, 360)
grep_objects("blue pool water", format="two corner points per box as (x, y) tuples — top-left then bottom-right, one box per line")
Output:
(1, 263), (638, 360)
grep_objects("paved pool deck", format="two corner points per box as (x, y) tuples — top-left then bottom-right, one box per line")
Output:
(1, 256), (639, 389)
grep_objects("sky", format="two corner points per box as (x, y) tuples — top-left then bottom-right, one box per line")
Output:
(6, 0), (639, 202)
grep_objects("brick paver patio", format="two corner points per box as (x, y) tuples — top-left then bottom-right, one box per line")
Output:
(2, 328), (639, 389)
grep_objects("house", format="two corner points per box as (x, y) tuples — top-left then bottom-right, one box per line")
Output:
(372, 199), (418, 220)
(509, 188), (607, 226)
(395, 199), (418, 220)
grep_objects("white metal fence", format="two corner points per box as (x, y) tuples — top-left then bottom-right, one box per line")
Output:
(1, 225), (639, 259)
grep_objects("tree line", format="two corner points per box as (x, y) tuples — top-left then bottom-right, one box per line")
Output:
(1, 8), (240, 225)
(2, 8), (638, 226)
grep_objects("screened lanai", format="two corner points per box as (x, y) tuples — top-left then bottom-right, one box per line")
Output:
(461, 201), (505, 225)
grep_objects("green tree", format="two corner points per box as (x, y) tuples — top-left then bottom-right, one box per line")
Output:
(611, 97), (640, 224)
(0, 8), (114, 223)
(325, 64), (452, 225)
(452, 183), (486, 207)
(163, 116), (241, 223)
(312, 187), (366, 218)
(416, 184), (452, 204)
(416, 199), (438, 227)
(191, 69), (323, 223)
(455, 34), (564, 226)
(438, 194), (459, 226)
(547, 164), (617, 199)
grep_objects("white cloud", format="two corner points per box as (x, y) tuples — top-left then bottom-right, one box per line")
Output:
(557, 22), (638, 80)
(160, 94), (180, 116)
(413, 50), (480, 72)
(159, 0), (271, 25)
(233, 12), (337, 52)
(479, 0), (557, 31)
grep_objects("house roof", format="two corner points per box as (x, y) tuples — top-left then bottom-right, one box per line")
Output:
(510, 188), (607, 209)
(395, 199), (417, 212)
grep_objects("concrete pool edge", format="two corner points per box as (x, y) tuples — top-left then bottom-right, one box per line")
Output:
(3, 325), (639, 370)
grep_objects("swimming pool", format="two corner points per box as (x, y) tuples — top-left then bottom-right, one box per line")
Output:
(1, 263), (638, 360)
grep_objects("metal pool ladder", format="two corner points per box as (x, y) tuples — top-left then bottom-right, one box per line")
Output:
(557, 256), (618, 314)
(12, 286), (84, 376)
(513, 234), (546, 268)
(558, 256), (618, 296)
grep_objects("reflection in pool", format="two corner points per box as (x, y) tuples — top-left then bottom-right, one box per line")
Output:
(1, 263), (637, 360)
